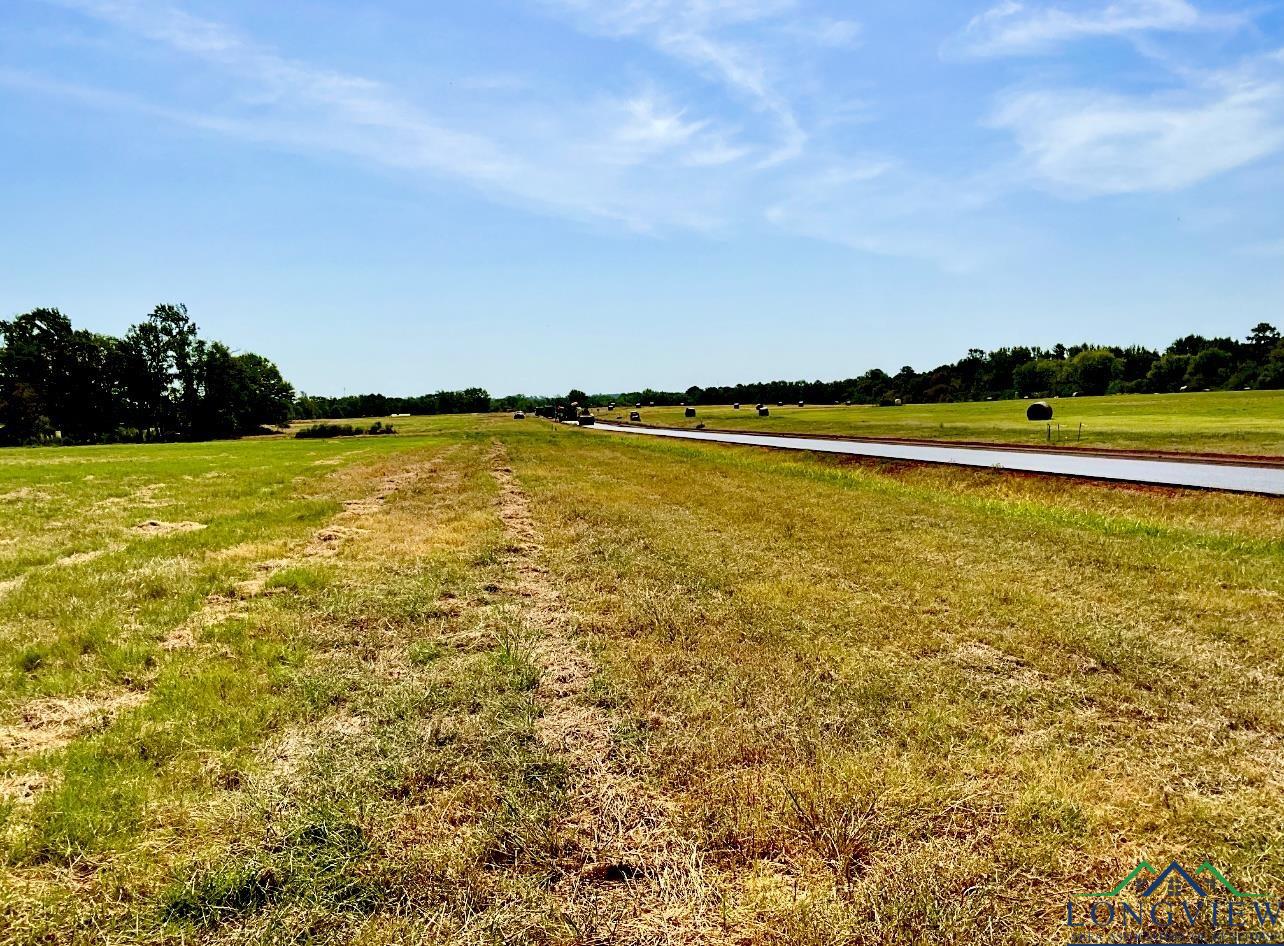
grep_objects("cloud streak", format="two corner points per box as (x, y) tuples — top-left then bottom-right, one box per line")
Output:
(540, 0), (821, 163)
(990, 56), (1284, 194)
(32, 0), (770, 230)
(949, 0), (1234, 58)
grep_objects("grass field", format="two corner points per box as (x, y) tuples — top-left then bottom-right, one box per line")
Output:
(610, 390), (1284, 456)
(3, 414), (1283, 944)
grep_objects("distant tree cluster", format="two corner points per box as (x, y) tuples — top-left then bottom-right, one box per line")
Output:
(0, 306), (294, 445)
(292, 388), (491, 420)
(295, 421), (396, 439)
(589, 323), (1282, 409)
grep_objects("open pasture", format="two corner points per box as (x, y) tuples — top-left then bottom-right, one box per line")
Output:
(2, 414), (1282, 944)
(616, 390), (1284, 457)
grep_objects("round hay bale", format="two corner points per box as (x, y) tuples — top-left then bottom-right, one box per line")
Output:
(758, 407), (770, 417)
(733, 402), (740, 409)
(798, 400), (805, 407)
(684, 407), (696, 418)
(629, 411), (641, 421)
(1026, 401), (1053, 421)
(512, 411), (525, 420)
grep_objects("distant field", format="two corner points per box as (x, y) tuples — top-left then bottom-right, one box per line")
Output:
(608, 390), (1284, 456)
(3, 415), (1283, 944)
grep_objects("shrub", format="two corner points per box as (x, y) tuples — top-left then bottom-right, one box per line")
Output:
(294, 422), (396, 439)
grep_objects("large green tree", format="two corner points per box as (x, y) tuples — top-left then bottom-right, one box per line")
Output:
(0, 308), (104, 442)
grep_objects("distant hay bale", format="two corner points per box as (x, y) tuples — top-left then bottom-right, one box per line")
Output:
(733, 402), (740, 409)
(758, 407), (770, 417)
(777, 401), (784, 407)
(894, 398), (902, 406)
(577, 413), (596, 426)
(1026, 401), (1054, 421)
(512, 411), (525, 419)
(629, 411), (641, 421)
(684, 407), (696, 418)
(798, 400), (805, 407)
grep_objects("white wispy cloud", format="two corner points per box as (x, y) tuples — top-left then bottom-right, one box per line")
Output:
(540, 0), (822, 163)
(21, 0), (871, 234)
(40, 0), (521, 178)
(29, 0), (762, 230)
(989, 56), (1284, 194)
(948, 0), (1235, 58)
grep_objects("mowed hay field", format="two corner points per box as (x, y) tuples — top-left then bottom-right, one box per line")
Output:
(618, 390), (1284, 456)
(2, 415), (1283, 944)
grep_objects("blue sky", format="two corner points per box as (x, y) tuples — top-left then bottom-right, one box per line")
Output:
(1, 0), (1282, 396)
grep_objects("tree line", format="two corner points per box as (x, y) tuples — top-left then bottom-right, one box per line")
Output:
(556, 322), (1284, 410)
(0, 306), (293, 445)
(5, 310), (1280, 447)
(292, 389), (491, 420)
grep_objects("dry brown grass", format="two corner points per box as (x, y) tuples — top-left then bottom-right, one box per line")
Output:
(0, 690), (149, 758)
(130, 519), (206, 536)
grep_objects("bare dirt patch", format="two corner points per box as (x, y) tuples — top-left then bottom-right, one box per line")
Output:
(0, 771), (53, 804)
(0, 690), (148, 757)
(53, 548), (113, 568)
(0, 488), (51, 502)
(132, 520), (206, 537)
(954, 640), (1044, 690)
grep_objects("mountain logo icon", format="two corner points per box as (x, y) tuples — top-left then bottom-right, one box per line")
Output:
(1077, 860), (1263, 899)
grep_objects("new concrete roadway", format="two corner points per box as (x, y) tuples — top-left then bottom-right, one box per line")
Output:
(580, 422), (1284, 496)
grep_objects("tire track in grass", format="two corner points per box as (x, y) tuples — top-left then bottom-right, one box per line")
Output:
(488, 442), (731, 945)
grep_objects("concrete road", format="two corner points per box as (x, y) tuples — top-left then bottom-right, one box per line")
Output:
(582, 422), (1284, 496)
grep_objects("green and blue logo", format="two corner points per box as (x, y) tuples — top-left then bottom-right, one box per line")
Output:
(1066, 860), (1281, 945)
